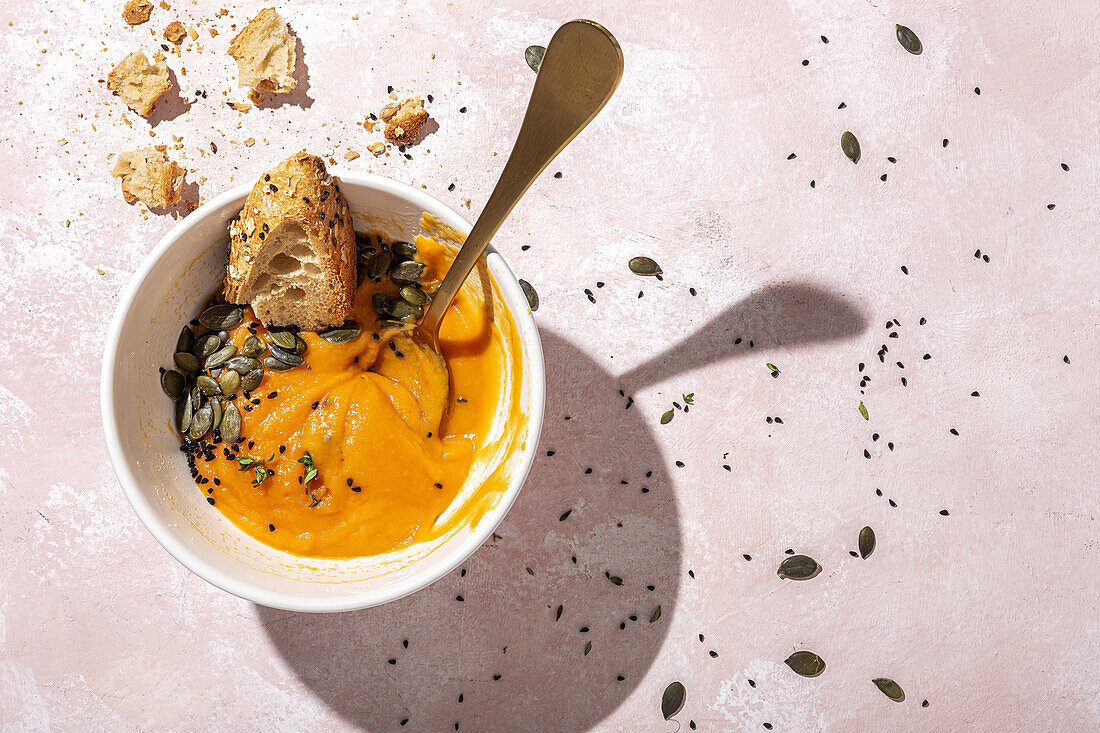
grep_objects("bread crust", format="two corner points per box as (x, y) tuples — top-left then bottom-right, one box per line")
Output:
(224, 152), (356, 329)
(107, 51), (170, 117)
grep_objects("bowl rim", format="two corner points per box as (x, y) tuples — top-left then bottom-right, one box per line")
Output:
(100, 170), (545, 612)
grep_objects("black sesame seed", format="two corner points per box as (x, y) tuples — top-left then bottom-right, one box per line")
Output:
(940, 509), (950, 516)
(802, 59), (809, 66)
(448, 183), (455, 191)
(838, 102), (846, 108)
(459, 106), (467, 113)
(554, 171), (562, 179)
(207, 497), (215, 505)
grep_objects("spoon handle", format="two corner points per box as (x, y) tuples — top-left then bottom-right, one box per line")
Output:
(421, 20), (623, 341)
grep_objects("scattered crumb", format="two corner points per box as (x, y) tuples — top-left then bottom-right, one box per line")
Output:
(248, 88), (263, 105)
(227, 101), (251, 111)
(106, 51), (170, 117)
(383, 97), (429, 145)
(121, 0), (153, 25)
(229, 8), (296, 93)
(164, 20), (185, 44)
(187, 25), (198, 41)
(158, 1), (170, 9)
(112, 147), (185, 209)
(244, 137), (255, 146)
(344, 150), (360, 161)
(367, 142), (386, 156)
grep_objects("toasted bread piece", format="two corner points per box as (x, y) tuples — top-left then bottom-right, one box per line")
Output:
(383, 97), (429, 145)
(224, 153), (356, 330)
(122, 0), (153, 25)
(228, 8), (297, 94)
(107, 51), (170, 116)
(112, 146), (185, 209)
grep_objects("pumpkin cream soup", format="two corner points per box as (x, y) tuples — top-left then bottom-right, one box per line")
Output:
(167, 218), (525, 558)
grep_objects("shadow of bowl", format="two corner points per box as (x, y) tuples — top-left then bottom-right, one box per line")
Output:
(257, 329), (683, 730)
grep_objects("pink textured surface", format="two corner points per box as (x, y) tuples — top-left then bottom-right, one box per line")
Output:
(2, 0), (1098, 730)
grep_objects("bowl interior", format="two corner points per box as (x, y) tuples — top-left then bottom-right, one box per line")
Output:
(102, 173), (544, 611)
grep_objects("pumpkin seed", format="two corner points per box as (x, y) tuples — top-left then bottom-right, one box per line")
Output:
(224, 356), (262, 373)
(895, 24), (922, 55)
(385, 298), (423, 322)
(399, 285), (430, 306)
(372, 292), (391, 314)
(356, 266), (367, 287)
(367, 251), (392, 280)
(777, 554), (821, 580)
(198, 304), (244, 330)
(859, 526), (876, 558)
(784, 651), (826, 677)
(264, 355), (296, 372)
(210, 397), (223, 434)
(525, 45), (545, 72)
(189, 384), (203, 408)
(174, 351), (201, 374)
(220, 402), (241, 445)
(241, 368), (264, 392)
(242, 335), (265, 357)
(319, 323), (361, 343)
(518, 279), (539, 311)
(294, 335), (308, 355)
(389, 260), (426, 284)
(661, 681), (685, 720)
(196, 375), (221, 396)
(217, 330), (229, 341)
(193, 332), (222, 359)
(268, 342), (305, 366)
(628, 256), (662, 276)
(268, 328), (297, 351)
(204, 344), (237, 370)
(175, 390), (193, 432)
(175, 326), (194, 354)
(391, 241), (418, 260)
(841, 131), (861, 164)
(218, 369), (240, 397)
(160, 370), (185, 400)
(873, 677), (905, 701)
(189, 401), (213, 439)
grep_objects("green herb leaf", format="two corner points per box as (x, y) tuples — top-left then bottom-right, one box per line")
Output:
(777, 554), (822, 580)
(525, 45), (545, 72)
(873, 677), (905, 701)
(298, 451), (319, 489)
(682, 393), (694, 404)
(649, 605), (662, 623)
(766, 363), (780, 375)
(660, 409), (674, 425)
(308, 493), (320, 507)
(859, 526), (876, 558)
(583, 640), (592, 656)
(526, 567), (534, 576)
(784, 651), (826, 677)
(859, 401), (869, 420)
(661, 681), (686, 720)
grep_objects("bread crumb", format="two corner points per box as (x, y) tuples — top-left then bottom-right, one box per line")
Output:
(248, 88), (263, 105)
(107, 51), (170, 117)
(217, 7), (228, 16)
(384, 98), (429, 145)
(209, 27), (218, 37)
(229, 8), (296, 94)
(379, 102), (400, 121)
(164, 20), (185, 44)
(367, 142), (386, 156)
(344, 150), (360, 161)
(122, 0), (153, 25)
(112, 147), (185, 209)
(158, 1), (170, 9)
(227, 100), (251, 111)
(244, 137), (255, 147)
(187, 25), (198, 40)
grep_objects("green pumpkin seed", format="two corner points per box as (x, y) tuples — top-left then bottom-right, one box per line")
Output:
(190, 384), (203, 408)
(264, 355), (296, 372)
(895, 24), (922, 55)
(784, 651), (826, 677)
(319, 323), (361, 343)
(873, 677), (905, 701)
(224, 355), (262, 373)
(859, 526), (876, 559)
(193, 332), (223, 359)
(399, 286), (430, 306)
(525, 45), (545, 72)
(189, 401), (213, 440)
(368, 251), (392, 280)
(372, 292), (391, 314)
(390, 260), (426, 284)
(198, 304), (244, 330)
(628, 256), (662, 276)
(196, 375), (221, 396)
(175, 326), (194, 354)
(841, 131), (861, 164)
(777, 554), (821, 580)
(204, 344), (237, 370)
(268, 342), (305, 366)
(518, 279), (539, 312)
(242, 335), (265, 357)
(294, 335), (308, 355)
(218, 369), (240, 397)
(661, 681), (685, 720)
(241, 368), (263, 392)
(160, 370), (185, 400)
(385, 298), (423, 322)
(175, 390), (193, 432)
(210, 396), (223, 433)
(391, 241), (418, 260)
(268, 328), (297, 351)
(174, 351), (201, 374)
(220, 402), (241, 445)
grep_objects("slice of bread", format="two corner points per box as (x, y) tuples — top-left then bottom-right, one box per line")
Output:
(223, 153), (356, 330)
(107, 51), (170, 117)
(112, 146), (185, 209)
(228, 8), (297, 94)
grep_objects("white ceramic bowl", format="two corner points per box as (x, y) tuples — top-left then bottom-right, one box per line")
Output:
(101, 172), (545, 612)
